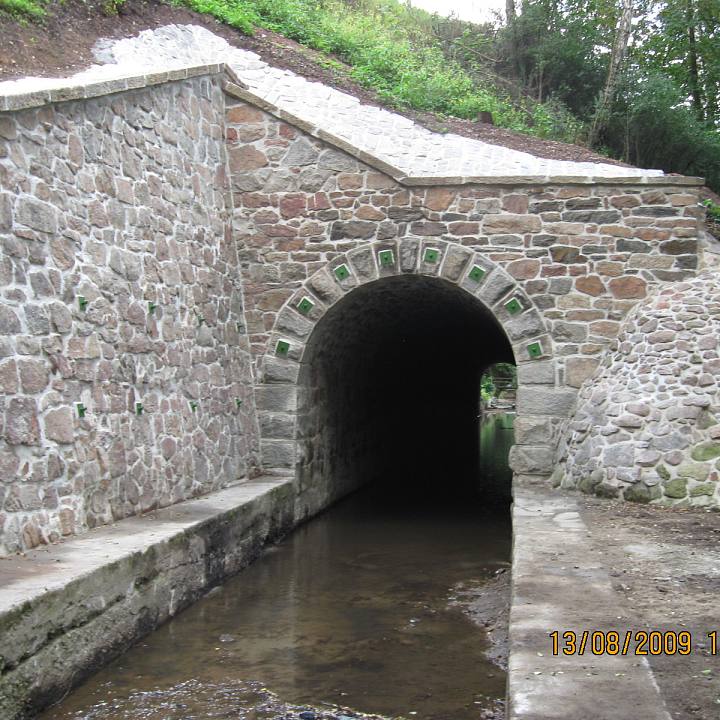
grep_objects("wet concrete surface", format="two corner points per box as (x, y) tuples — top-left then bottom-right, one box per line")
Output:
(39, 489), (511, 720)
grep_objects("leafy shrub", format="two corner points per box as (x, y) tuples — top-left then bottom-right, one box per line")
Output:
(0, 0), (45, 17)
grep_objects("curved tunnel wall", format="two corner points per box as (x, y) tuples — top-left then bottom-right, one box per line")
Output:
(296, 274), (515, 508)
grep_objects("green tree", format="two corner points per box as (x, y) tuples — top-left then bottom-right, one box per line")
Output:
(641, 0), (720, 126)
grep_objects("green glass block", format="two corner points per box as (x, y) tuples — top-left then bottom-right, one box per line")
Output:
(78, 296), (88, 311)
(468, 265), (486, 283)
(190, 401), (198, 412)
(235, 398), (243, 408)
(276, 340), (290, 357)
(505, 297), (523, 315)
(424, 248), (440, 264)
(148, 302), (157, 315)
(297, 297), (315, 315)
(76, 403), (86, 419)
(334, 264), (350, 281)
(527, 342), (543, 359)
(378, 249), (394, 267)
(135, 402), (143, 416)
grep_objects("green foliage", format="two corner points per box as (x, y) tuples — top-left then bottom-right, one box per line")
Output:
(480, 363), (517, 401)
(175, 0), (577, 139)
(178, 0), (258, 34)
(604, 72), (720, 190)
(640, 0), (720, 126)
(704, 199), (720, 222)
(0, 0), (45, 17)
(486, 0), (720, 191)
(102, 0), (125, 15)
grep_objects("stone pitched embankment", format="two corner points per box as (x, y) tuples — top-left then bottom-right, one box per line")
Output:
(557, 271), (720, 505)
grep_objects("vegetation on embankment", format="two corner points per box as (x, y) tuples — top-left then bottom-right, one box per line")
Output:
(177, 0), (566, 137)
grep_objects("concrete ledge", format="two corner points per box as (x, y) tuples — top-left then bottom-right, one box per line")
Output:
(0, 63), (226, 112)
(0, 477), (296, 720)
(508, 485), (671, 720)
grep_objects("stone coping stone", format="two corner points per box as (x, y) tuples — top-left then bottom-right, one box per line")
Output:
(508, 484), (671, 720)
(0, 62), (704, 188)
(0, 476), (295, 720)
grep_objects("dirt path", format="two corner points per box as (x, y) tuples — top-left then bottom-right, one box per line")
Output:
(577, 495), (720, 720)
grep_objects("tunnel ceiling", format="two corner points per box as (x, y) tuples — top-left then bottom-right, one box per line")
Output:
(303, 274), (515, 374)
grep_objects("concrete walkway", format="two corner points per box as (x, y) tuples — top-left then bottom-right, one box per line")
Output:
(509, 485), (672, 720)
(0, 477), (296, 720)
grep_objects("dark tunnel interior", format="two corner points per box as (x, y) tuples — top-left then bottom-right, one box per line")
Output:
(297, 275), (516, 507)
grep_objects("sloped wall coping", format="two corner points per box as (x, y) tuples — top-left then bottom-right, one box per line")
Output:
(0, 62), (705, 188)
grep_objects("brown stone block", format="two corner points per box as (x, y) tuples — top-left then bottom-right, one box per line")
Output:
(598, 224), (633, 238)
(279, 193), (306, 219)
(5, 397), (40, 445)
(44, 407), (74, 444)
(595, 261), (623, 276)
(549, 246), (584, 264)
(608, 276), (647, 299)
(275, 238), (305, 252)
(565, 356), (600, 388)
(589, 319), (621, 337)
(424, 188), (455, 211)
(507, 258), (540, 280)
(229, 146), (268, 172)
(575, 275), (605, 296)
(448, 221), (479, 236)
(355, 205), (386, 221)
(337, 173), (363, 190)
(541, 265), (567, 277)
(544, 222), (584, 235)
(19, 359), (49, 394)
(227, 105), (265, 123)
(636, 228), (671, 242)
(483, 214), (542, 234)
(668, 194), (697, 206)
(640, 190), (667, 204)
(366, 171), (396, 190)
(502, 194), (529, 213)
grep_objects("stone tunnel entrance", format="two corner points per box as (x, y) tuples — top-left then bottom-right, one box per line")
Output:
(295, 274), (516, 511)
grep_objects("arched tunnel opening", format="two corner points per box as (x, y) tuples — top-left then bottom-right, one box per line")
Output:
(297, 274), (516, 510)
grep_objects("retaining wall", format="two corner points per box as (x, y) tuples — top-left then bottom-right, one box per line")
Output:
(0, 62), (707, 554)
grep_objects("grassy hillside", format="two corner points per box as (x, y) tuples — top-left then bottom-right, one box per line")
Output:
(0, 0), (579, 143)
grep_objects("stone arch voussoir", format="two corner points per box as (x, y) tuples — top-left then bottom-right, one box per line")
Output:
(256, 238), (564, 487)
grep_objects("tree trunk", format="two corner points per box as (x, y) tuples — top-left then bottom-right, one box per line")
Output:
(506, 0), (523, 85)
(587, 0), (635, 148)
(686, 0), (704, 121)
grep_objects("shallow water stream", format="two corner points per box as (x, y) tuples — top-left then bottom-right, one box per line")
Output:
(41, 415), (514, 720)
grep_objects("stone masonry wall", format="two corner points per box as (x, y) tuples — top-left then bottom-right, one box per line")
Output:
(0, 68), (707, 553)
(223, 94), (704, 502)
(556, 271), (720, 506)
(0, 75), (260, 555)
